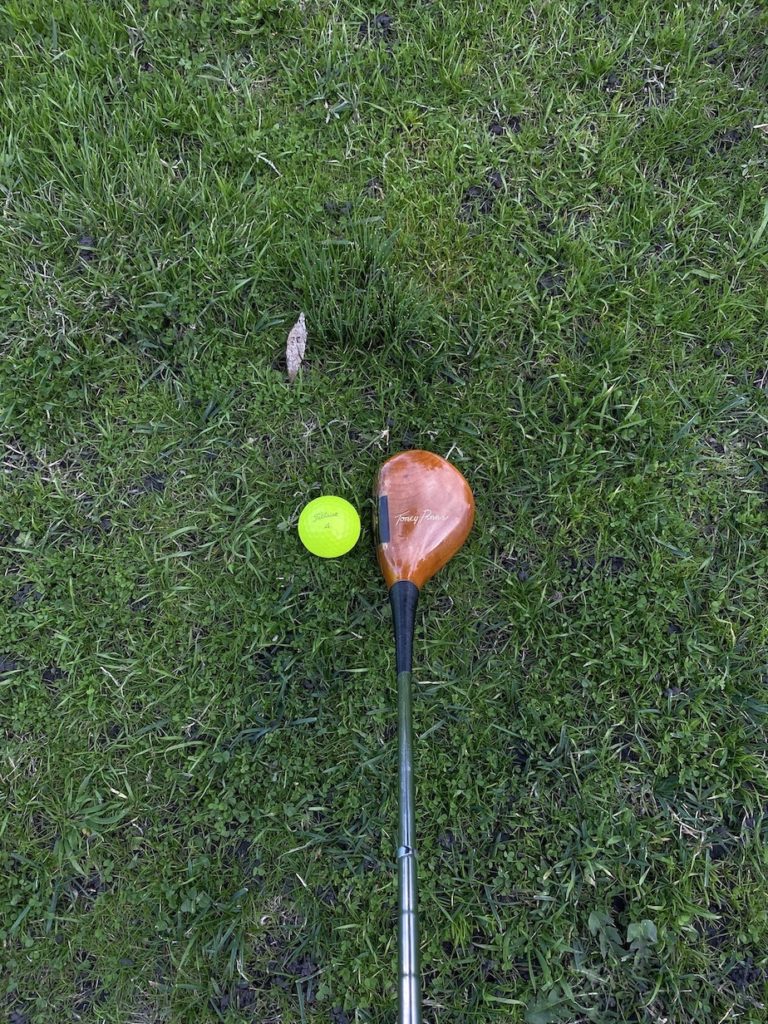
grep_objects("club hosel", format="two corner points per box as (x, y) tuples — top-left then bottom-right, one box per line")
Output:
(389, 580), (420, 675)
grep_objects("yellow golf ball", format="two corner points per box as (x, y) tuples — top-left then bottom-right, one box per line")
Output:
(298, 496), (361, 558)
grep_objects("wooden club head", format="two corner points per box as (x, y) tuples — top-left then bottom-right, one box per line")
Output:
(374, 450), (475, 590)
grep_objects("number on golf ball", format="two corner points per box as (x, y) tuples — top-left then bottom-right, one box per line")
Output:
(298, 496), (361, 558)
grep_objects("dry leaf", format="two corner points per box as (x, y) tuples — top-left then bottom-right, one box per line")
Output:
(286, 313), (307, 383)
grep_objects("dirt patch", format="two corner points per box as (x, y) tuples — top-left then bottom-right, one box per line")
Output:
(708, 831), (732, 861)
(710, 128), (742, 154)
(489, 114), (521, 136)
(128, 594), (151, 614)
(459, 170), (504, 221)
(287, 955), (318, 979)
(727, 958), (764, 991)
(498, 550), (534, 581)
(211, 980), (262, 1014)
(704, 436), (726, 454)
(696, 905), (731, 949)
(611, 892), (629, 925)
(142, 473), (166, 494)
(537, 270), (565, 296)
(223, 837), (263, 878)
(0, 655), (20, 676)
(125, 473), (167, 499)
(69, 872), (108, 910)
(740, 805), (768, 831)
(475, 623), (510, 658)
(42, 665), (67, 688)
(76, 234), (97, 264)
(358, 12), (395, 45)
(73, 974), (107, 1015)
(315, 884), (337, 906)
(323, 199), (354, 219)
(11, 583), (43, 607)
(508, 742), (530, 770)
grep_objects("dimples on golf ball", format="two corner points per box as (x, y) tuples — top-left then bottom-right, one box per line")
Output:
(298, 496), (360, 558)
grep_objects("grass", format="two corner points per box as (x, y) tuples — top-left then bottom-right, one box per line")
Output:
(1, 1), (767, 1021)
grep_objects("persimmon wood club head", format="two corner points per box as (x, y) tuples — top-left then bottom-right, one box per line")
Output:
(375, 449), (475, 590)
(373, 450), (474, 1024)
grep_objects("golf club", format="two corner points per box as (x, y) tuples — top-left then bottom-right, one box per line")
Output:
(374, 450), (475, 1024)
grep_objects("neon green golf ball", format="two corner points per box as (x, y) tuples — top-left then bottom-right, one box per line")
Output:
(298, 496), (361, 558)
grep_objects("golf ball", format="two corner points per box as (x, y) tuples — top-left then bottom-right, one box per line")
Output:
(298, 496), (361, 558)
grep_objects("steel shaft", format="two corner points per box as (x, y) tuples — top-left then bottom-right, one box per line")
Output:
(397, 669), (421, 1024)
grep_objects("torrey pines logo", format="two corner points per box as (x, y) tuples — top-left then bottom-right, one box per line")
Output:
(396, 509), (449, 525)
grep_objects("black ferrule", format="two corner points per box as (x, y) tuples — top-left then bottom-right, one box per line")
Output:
(389, 580), (420, 675)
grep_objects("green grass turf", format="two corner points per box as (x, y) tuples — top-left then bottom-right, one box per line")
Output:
(1, 1), (768, 1021)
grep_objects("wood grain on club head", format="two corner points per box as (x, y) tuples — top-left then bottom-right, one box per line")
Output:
(375, 450), (475, 590)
